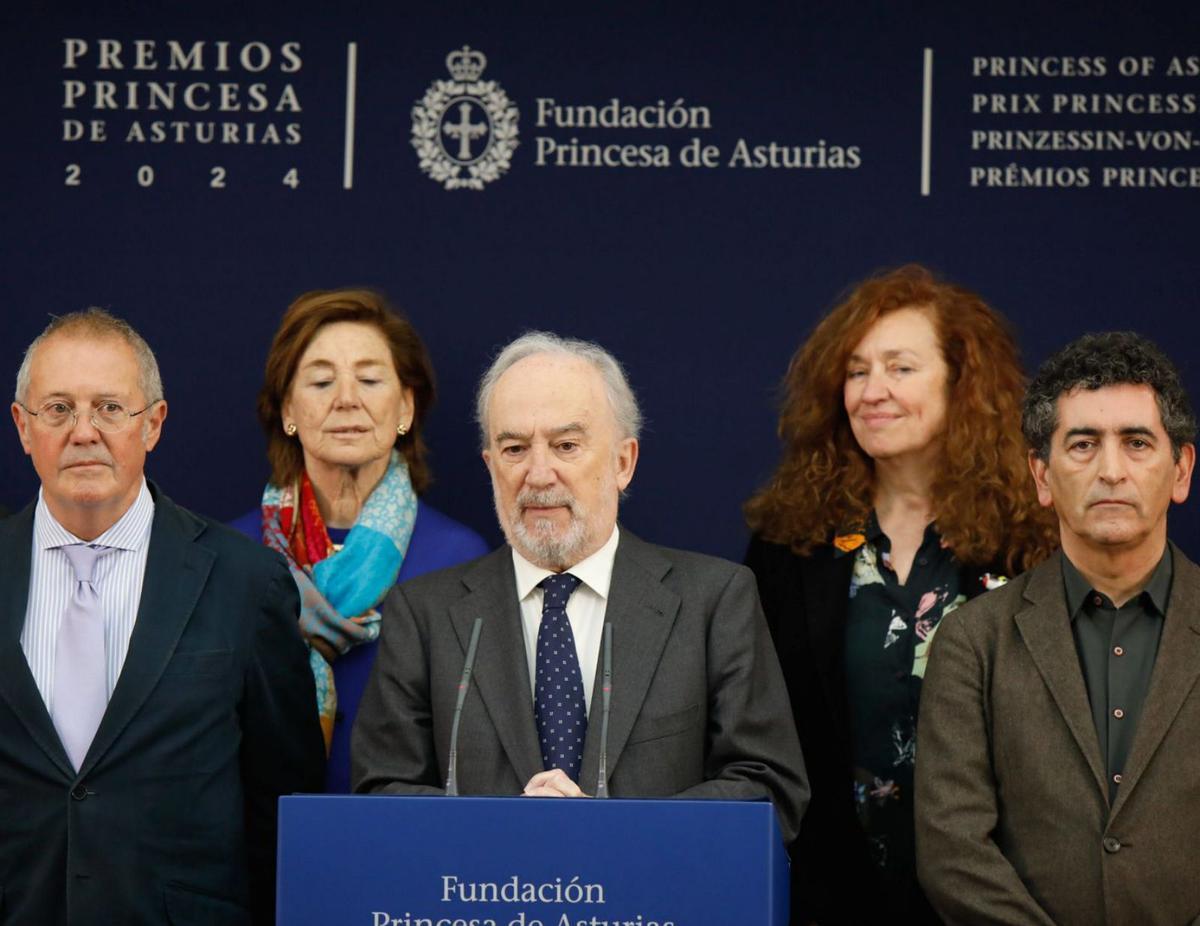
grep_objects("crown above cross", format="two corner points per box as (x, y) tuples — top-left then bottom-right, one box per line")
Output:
(446, 46), (487, 82)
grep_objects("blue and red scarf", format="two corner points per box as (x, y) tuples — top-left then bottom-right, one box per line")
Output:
(261, 451), (417, 750)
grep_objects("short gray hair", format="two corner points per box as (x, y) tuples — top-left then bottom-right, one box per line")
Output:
(15, 308), (164, 406)
(475, 331), (642, 447)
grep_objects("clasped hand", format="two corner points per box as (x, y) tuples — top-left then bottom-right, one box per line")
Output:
(522, 768), (589, 798)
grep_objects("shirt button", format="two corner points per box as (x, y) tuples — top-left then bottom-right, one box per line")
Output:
(1113, 708), (1125, 719)
(1113, 646), (1125, 657)
(918, 557), (928, 566)
(1103, 836), (1122, 854)
(1113, 773), (1123, 785)
(1093, 595), (1104, 606)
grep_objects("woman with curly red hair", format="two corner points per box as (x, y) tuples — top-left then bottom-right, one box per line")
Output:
(744, 265), (1057, 924)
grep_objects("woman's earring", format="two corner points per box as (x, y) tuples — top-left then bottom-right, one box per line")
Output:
(285, 423), (298, 436)
(397, 423), (409, 436)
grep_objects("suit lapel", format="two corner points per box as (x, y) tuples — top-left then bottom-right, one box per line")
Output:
(0, 503), (75, 778)
(1111, 544), (1200, 817)
(1013, 553), (1107, 795)
(578, 531), (679, 792)
(450, 548), (543, 786)
(79, 491), (214, 776)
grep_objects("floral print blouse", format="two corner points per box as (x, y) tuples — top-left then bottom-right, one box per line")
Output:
(838, 514), (965, 883)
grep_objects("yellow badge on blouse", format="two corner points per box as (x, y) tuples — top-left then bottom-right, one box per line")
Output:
(833, 533), (866, 553)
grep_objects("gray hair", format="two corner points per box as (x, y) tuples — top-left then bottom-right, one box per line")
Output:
(1023, 330), (1196, 461)
(15, 308), (164, 406)
(475, 331), (642, 447)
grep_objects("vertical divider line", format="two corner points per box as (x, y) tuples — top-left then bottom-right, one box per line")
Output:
(343, 42), (358, 190)
(921, 47), (933, 197)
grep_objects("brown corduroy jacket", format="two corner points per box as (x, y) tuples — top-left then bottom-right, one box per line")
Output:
(916, 546), (1200, 926)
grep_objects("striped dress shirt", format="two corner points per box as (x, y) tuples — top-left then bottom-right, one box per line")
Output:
(21, 479), (155, 711)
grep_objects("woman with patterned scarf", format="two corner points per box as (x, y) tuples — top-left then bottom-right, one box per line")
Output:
(232, 289), (488, 792)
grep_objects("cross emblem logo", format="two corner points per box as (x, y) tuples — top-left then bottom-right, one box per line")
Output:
(442, 100), (489, 163)
(412, 47), (520, 190)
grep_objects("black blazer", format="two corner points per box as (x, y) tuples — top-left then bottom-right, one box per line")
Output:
(745, 534), (998, 926)
(0, 485), (325, 925)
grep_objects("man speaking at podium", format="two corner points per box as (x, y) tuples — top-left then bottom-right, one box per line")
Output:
(353, 332), (808, 842)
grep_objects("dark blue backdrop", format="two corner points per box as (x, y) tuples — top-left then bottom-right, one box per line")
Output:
(4, 1), (1199, 559)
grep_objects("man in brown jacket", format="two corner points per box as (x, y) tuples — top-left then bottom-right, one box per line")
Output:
(916, 331), (1200, 925)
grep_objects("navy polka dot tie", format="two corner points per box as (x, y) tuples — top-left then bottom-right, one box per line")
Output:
(535, 573), (586, 782)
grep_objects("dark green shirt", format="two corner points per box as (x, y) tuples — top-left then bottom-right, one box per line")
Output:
(1062, 548), (1171, 803)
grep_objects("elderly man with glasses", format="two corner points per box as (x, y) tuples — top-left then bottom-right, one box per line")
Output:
(3, 308), (324, 925)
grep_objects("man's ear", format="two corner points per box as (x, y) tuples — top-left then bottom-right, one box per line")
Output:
(142, 400), (168, 451)
(1028, 449), (1055, 509)
(614, 438), (638, 493)
(12, 403), (33, 456)
(1172, 443), (1195, 505)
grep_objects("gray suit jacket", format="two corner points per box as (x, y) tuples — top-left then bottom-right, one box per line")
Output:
(352, 529), (810, 842)
(916, 546), (1200, 926)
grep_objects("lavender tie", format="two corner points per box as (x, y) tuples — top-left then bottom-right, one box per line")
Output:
(52, 543), (113, 771)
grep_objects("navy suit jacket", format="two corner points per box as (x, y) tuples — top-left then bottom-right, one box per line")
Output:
(0, 485), (325, 925)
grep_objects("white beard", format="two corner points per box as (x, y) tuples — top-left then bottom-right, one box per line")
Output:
(495, 487), (592, 571)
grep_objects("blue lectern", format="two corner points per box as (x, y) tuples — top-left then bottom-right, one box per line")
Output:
(277, 795), (788, 925)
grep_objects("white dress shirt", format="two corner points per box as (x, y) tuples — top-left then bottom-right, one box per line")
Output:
(21, 479), (155, 710)
(511, 525), (619, 715)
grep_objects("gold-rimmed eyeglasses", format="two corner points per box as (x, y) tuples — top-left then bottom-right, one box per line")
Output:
(17, 399), (161, 433)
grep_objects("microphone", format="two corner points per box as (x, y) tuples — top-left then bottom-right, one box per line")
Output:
(445, 617), (483, 796)
(595, 622), (612, 799)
